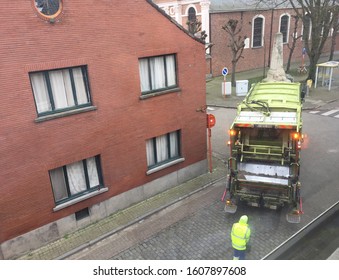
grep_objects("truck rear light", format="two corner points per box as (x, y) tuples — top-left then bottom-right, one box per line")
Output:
(235, 124), (252, 127)
(293, 132), (300, 140)
(229, 129), (236, 136)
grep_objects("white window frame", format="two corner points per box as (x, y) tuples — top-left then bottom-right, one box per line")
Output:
(252, 15), (265, 48)
(279, 13), (290, 44)
(302, 13), (312, 41)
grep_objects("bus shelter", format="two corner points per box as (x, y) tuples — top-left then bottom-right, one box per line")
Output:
(314, 61), (339, 91)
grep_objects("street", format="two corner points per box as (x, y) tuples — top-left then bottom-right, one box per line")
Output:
(67, 103), (339, 260)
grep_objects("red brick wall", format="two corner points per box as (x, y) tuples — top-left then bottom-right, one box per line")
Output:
(0, 1), (207, 242)
(210, 8), (338, 77)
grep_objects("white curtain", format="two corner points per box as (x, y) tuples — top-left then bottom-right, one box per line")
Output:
(156, 134), (168, 162)
(67, 161), (87, 195)
(86, 157), (99, 188)
(150, 56), (166, 90)
(166, 55), (176, 87)
(31, 73), (52, 113)
(139, 59), (150, 92)
(49, 69), (74, 109)
(50, 168), (68, 202)
(73, 67), (88, 105)
(169, 131), (179, 158)
(146, 139), (155, 166)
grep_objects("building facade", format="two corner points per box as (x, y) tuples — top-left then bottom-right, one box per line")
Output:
(0, 0), (207, 259)
(154, 0), (211, 42)
(209, 1), (339, 76)
(154, 0), (339, 77)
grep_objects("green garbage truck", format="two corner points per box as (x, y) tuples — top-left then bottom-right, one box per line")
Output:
(224, 82), (304, 223)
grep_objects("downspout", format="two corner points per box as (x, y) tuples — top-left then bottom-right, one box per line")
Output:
(268, 8), (274, 67)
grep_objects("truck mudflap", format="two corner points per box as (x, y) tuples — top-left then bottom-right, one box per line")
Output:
(286, 211), (301, 223)
(286, 189), (303, 223)
(224, 200), (238, 214)
(223, 174), (238, 213)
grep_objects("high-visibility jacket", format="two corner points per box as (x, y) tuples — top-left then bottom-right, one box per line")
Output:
(231, 216), (251, 251)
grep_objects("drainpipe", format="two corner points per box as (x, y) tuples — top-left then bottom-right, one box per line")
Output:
(268, 8), (274, 67)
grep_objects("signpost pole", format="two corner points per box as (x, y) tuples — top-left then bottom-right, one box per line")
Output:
(208, 127), (212, 173)
(222, 67), (228, 98)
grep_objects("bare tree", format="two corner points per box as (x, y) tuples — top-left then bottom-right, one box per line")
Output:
(286, 15), (302, 72)
(222, 19), (247, 86)
(187, 20), (207, 42)
(329, 5), (339, 60)
(254, 0), (338, 81)
(289, 0), (338, 81)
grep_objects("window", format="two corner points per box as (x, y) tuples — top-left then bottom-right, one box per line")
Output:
(34, 0), (62, 19)
(187, 7), (197, 34)
(139, 54), (177, 95)
(49, 156), (103, 205)
(302, 13), (311, 41)
(146, 130), (181, 169)
(30, 66), (91, 116)
(280, 14), (290, 43)
(252, 16), (264, 48)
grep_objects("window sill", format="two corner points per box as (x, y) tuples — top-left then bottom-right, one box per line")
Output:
(53, 187), (108, 212)
(140, 87), (181, 100)
(35, 106), (97, 123)
(146, 157), (185, 175)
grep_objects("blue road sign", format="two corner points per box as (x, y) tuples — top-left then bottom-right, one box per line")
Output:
(222, 67), (228, 76)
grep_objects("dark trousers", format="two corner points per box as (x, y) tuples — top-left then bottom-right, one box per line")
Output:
(233, 249), (246, 260)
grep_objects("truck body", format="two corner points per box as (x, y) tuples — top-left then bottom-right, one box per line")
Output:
(225, 82), (303, 223)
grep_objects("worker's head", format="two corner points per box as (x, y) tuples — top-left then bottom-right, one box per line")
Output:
(239, 215), (248, 225)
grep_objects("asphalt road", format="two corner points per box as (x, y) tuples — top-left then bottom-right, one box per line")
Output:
(68, 106), (339, 260)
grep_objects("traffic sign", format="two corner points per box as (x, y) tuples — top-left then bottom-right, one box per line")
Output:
(222, 67), (228, 76)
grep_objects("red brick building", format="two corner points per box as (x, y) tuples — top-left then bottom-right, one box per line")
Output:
(153, 1), (339, 77)
(209, 1), (339, 77)
(0, 0), (207, 259)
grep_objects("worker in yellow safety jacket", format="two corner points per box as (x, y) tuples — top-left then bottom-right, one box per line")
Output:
(231, 215), (251, 260)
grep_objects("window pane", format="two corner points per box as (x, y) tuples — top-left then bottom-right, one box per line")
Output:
(146, 139), (155, 166)
(72, 67), (89, 105)
(30, 73), (52, 113)
(50, 167), (68, 202)
(156, 134), (169, 162)
(253, 18), (263, 47)
(188, 7), (196, 22)
(86, 157), (99, 188)
(150, 56), (166, 90)
(62, 69), (76, 106)
(139, 59), (150, 92)
(169, 131), (179, 158)
(66, 161), (87, 195)
(35, 0), (60, 16)
(49, 70), (74, 109)
(166, 55), (176, 87)
(303, 14), (311, 40)
(280, 15), (289, 43)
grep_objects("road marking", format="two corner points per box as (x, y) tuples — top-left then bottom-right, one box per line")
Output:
(321, 109), (339, 116)
(334, 114), (339, 119)
(309, 111), (320, 114)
